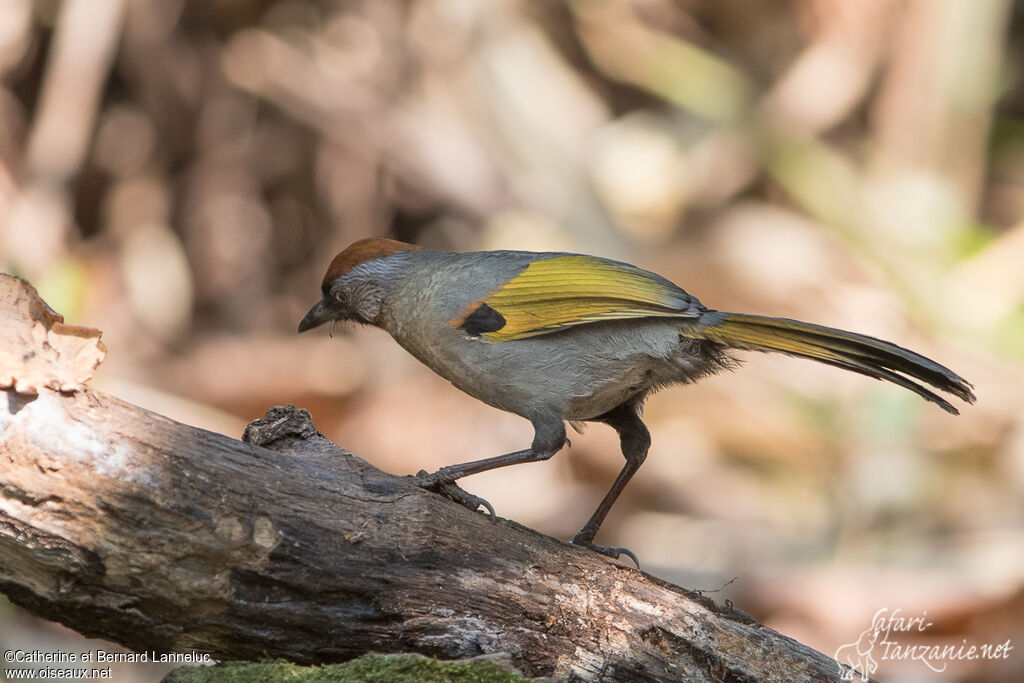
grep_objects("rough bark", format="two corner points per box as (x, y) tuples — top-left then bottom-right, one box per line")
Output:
(0, 391), (851, 682)
(0, 275), (851, 682)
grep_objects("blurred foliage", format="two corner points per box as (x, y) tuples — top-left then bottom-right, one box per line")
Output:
(1, 1), (1023, 681)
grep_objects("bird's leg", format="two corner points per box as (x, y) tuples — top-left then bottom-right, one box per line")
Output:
(571, 402), (650, 567)
(412, 449), (535, 518)
(412, 418), (566, 519)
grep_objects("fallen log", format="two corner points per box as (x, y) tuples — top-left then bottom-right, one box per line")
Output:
(0, 274), (849, 681)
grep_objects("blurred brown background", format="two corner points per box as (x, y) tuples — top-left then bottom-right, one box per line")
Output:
(1, 1), (1023, 681)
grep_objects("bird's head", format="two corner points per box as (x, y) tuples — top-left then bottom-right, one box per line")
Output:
(298, 238), (421, 332)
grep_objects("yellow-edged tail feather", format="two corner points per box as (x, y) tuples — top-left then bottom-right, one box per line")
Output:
(687, 313), (975, 415)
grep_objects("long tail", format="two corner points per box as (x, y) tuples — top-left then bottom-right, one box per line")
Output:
(686, 312), (975, 415)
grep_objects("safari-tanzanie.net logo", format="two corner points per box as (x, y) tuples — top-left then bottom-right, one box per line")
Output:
(833, 607), (1013, 680)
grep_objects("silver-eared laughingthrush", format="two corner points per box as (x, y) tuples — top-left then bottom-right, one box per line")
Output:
(299, 238), (975, 563)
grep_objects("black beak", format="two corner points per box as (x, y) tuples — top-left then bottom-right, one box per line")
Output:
(298, 297), (346, 333)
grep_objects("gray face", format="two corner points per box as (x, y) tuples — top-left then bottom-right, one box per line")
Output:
(299, 253), (412, 332)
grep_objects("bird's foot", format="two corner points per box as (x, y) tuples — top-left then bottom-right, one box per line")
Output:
(571, 532), (640, 568)
(411, 470), (496, 519)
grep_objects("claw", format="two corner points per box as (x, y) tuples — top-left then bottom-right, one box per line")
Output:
(571, 534), (640, 568)
(411, 470), (496, 520)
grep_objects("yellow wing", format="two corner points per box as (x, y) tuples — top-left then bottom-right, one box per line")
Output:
(451, 255), (703, 342)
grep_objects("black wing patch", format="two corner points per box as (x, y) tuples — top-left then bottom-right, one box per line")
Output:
(458, 303), (506, 337)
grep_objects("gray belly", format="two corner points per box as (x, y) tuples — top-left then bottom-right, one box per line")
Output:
(395, 317), (703, 421)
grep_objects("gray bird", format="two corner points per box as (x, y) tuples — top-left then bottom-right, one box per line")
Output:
(299, 238), (975, 563)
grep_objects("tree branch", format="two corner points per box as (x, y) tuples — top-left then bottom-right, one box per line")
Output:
(0, 274), (850, 682)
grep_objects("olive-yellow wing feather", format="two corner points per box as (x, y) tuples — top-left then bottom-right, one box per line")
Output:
(452, 255), (703, 342)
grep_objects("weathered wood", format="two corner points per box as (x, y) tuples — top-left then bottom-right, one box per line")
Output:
(0, 392), (847, 681)
(0, 274), (850, 681)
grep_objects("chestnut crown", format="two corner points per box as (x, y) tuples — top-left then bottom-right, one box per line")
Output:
(320, 238), (421, 294)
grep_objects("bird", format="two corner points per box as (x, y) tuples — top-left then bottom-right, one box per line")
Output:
(299, 237), (975, 564)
